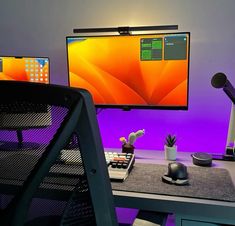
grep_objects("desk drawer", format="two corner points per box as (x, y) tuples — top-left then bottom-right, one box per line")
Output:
(182, 219), (221, 226)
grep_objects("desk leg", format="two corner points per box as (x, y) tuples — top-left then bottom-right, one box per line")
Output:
(175, 215), (221, 226)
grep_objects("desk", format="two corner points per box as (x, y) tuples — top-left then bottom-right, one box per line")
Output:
(0, 149), (235, 226)
(110, 149), (235, 226)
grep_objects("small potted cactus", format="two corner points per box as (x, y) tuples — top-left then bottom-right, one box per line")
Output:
(164, 134), (177, 160)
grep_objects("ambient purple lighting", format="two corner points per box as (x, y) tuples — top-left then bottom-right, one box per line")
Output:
(97, 104), (230, 154)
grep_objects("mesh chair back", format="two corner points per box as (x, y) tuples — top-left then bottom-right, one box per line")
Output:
(0, 81), (117, 226)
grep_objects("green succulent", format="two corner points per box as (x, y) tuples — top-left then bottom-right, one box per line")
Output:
(165, 134), (176, 147)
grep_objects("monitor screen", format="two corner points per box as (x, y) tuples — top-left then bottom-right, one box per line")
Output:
(66, 32), (190, 110)
(0, 56), (49, 84)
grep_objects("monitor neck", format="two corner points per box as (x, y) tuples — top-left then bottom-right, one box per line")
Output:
(226, 103), (235, 148)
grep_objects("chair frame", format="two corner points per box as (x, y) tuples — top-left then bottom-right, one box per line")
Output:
(0, 81), (117, 226)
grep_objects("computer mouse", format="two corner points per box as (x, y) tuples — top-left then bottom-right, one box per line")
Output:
(162, 162), (189, 185)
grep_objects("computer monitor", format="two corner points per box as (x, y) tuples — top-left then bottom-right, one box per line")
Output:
(0, 56), (49, 83)
(66, 32), (190, 110)
(0, 56), (51, 150)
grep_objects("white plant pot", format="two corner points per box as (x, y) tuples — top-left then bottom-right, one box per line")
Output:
(164, 145), (177, 161)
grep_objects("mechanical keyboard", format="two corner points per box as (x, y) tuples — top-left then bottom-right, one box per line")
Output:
(105, 152), (135, 181)
(50, 150), (135, 181)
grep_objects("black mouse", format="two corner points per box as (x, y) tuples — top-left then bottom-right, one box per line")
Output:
(162, 162), (189, 185)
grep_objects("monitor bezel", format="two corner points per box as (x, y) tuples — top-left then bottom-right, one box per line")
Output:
(66, 32), (190, 110)
(0, 55), (50, 84)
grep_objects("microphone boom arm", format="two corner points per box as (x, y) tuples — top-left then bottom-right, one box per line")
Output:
(211, 72), (235, 160)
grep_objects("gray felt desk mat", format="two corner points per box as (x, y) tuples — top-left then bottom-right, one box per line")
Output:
(111, 163), (235, 202)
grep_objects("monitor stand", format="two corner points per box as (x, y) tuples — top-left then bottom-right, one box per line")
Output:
(0, 129), (40, 151)
(213, 103), (235, 161)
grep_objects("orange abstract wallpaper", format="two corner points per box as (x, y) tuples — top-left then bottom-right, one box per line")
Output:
(67, 33), (189, 108)
(0, 57), (49, 84)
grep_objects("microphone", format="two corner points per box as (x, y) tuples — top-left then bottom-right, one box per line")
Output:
(211, 72), (235, 104)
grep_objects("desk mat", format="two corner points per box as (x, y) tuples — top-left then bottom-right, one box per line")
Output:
(112, 163), (235, 202)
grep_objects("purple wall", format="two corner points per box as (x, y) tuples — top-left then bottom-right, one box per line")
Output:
(98, 104), (231, 154)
